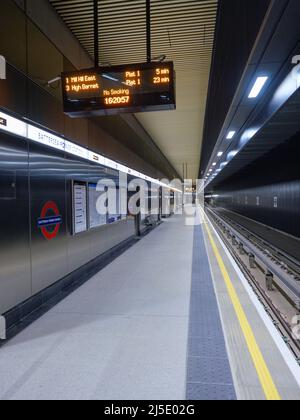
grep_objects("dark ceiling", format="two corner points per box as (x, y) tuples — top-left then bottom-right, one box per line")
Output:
(209, 86), (300, 188)
(199, 0), (271, 177)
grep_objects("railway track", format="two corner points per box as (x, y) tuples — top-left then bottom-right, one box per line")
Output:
(206, 206), (300, 363)
(216, 209), (300, 281)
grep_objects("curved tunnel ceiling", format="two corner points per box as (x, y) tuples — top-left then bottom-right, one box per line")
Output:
(49, 0), (218, 180)
(202, 0), (300, 190)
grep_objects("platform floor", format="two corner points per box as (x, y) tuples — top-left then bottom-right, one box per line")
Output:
(201, 211), (300, 400)
(0, 216), (194, 400)
(0, 212), (299, 400)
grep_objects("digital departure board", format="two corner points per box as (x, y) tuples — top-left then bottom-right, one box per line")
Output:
(62, 62), (176, 117)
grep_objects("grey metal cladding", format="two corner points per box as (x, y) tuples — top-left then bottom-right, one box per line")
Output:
(29, 142), (68, 295)
(0, 132), (31, 314)
(0, 131), (136, 315)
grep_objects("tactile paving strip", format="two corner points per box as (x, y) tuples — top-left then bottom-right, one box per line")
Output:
(186, 225), (236, 400)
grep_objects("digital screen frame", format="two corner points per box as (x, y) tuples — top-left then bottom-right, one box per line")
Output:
(62, 62), (176, 117)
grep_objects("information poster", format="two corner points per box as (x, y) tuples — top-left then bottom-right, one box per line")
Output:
(73, 182), (88, 234)
(89, 183), (107, 228)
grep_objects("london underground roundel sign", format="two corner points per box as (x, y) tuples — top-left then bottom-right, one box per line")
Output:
(38, 201), (62, 240)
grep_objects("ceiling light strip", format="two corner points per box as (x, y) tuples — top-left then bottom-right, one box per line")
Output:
(0, 110), (181, 192)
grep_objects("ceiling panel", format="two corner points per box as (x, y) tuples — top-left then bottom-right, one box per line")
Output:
(49, 0), (218, 179)
(207, 87), (300, 189)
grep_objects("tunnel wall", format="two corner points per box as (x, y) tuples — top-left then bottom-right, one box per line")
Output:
(0, 129), (140, 315)
(212, 134), (300, 239)
(200, 0), (271, 176)
(0, 0), (172, 322)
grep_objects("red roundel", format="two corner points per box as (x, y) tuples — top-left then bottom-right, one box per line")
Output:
(39, 201), (62, 241)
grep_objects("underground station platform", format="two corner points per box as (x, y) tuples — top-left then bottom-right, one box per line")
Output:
(0, 211), (299, 401)
(0, 0), (300, 404)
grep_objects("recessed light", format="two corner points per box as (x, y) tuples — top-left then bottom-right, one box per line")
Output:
(217, 152), (223, 157)
(228, 150), (238, 159)
(227, 131), (236, 140)
(248, 76), (268, 98)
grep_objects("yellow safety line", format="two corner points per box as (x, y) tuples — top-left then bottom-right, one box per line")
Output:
(203, 218), (281, 401)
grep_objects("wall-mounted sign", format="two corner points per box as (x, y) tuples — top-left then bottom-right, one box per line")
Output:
(0, 117), (7, 127)
(65, 140), (89, 160)
(73, 182), (88, 234)
(28, 125), (65, 152)
(0, 111), (27, 138)
(88, 151), (105, 165)
(0, 109), (182, 193)
(62, 62), (176, 117)
(38, 201), (62, 241)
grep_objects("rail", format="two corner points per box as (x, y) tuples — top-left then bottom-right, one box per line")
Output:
(206, 205), (300, 361)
